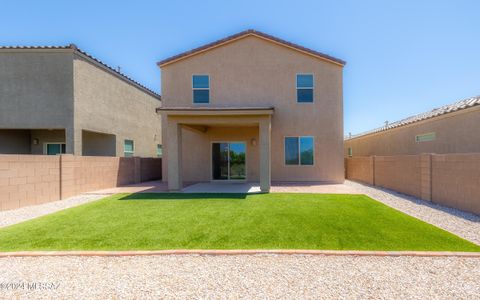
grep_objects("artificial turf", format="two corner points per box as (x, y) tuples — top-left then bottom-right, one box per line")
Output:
(0, 193), (478, 252)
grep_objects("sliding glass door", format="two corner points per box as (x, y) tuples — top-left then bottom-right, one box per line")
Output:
(212, 142), (246, 180)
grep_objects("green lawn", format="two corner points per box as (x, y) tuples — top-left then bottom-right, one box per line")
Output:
(0, 193), (478, 252)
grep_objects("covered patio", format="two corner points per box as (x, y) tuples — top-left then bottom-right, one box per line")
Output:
(157, 107), (274, 192)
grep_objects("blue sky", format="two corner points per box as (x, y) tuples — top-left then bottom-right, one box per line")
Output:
(2, 0), (479, 135)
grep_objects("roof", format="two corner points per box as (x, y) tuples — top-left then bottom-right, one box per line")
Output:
(156, 106), (274, 116)
(0, 44), (161, 100)
(346, 96), (480, 140)
(157, 29), (346, 67)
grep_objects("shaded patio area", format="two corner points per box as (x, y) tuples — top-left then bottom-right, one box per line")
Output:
(92, 180), (358, 194)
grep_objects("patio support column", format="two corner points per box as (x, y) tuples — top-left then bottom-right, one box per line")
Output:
(167, 119), (183, 191)
(259, 117), (271, 192)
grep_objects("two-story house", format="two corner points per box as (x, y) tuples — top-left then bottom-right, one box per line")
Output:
(157, 30), (346, 192)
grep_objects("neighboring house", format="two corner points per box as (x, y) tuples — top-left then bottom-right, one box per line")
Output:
(157, 29), (346, 191)
(344, 96), (480, 157)
(0, 45), (162, 157)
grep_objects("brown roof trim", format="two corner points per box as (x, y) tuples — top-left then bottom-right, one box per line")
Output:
(157, 29), (346, 67)
(0, 44), (161, 100)
(156, 106), (274, 113)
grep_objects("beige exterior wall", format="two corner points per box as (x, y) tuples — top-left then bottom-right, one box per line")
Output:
(345, 106), (480, 157)
(161, 36), (344, 183)
(73, 55), (162, 157)
(0, 50), (74, 152)
(0, 49), (161, 157)
(0, 130), (31, 154)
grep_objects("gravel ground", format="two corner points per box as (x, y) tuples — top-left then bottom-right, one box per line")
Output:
(345, 180), (480, 245)
(0, 254), (479, 299)
(0, 193), (109, 228)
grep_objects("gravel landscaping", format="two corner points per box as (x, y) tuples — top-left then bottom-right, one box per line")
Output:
(0, 193), (109, 229)
(345, 180), (480, 245)
(0, 254), (479, 299)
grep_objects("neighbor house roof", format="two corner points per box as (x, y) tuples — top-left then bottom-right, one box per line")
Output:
(157, 29), (346, 67)
(346, 96), (480, 140)
(0, 44), (161, 99)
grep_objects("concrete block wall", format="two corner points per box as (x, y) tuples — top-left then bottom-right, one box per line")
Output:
(345, 156), (374, 185)
(374, 155), (422, 199)
(431, 154), (480, 215)
(346, 153), (480, 215)
(0, 154), (162, 211)
(0, 155), (60, 210)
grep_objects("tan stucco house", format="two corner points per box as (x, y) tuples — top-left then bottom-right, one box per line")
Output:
(344, 96), (480, 156)
(157, 30), (346, 192)
(0, 45), (162, 157)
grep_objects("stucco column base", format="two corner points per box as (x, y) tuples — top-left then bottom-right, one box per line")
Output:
(259, 118), (271, 192)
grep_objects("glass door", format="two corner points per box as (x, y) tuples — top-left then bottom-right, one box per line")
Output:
(212, 142), (246, 180)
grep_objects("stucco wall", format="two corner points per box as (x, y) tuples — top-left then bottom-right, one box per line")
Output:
(30, 129), (65, 154)
(0, 130), (31, 154)
(345, 107), (480, 156)
(180, 126), (259, 182)
(161, 36), (344, 182)
(0, 50), (74, 151)
(73, 55), (162, 157)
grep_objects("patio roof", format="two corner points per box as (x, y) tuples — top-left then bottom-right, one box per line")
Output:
(156, 106), (274, 116)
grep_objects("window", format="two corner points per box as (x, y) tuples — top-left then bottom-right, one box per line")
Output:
(415, 132), (436, 142)
(192, 75), (209, 103)
(157, 144), (163, 157)
(348, 147), (353, 157)
(296, 74), (313, 103)
(284, 136), (314, 165)
(124, 140), (134, 157)
(45, 143), (66, 155)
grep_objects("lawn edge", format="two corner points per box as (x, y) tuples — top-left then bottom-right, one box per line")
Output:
(0, 249), (479, 258)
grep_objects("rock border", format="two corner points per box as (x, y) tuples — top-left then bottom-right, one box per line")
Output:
(0, 249), (479, 258)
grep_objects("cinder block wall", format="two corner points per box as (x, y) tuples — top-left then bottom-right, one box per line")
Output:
(0, 154), (162, 211)
(346, 154), (480, 215)
(431, 153), (480, 215)
(374, 155), (422, 199)
(0, 155), (60, 210)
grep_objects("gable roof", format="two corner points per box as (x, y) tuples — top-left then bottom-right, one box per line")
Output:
(346, 95), (480, 140)
(157, 29), (346, 67)
(0, 44), (161, 100)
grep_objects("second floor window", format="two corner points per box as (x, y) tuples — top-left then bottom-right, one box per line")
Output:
(296, 74), (314, 103)
(193, 75), (209, 103)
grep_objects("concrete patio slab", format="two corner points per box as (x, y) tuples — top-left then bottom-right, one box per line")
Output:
(182, 182), (261, 193)
(94, 181), (359, 194)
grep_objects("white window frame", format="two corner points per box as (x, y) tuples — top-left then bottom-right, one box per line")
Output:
(415, 132), (436, 143)
(284, 136), (315, 166)
(348, 147), (353, 157)
(124, 139), (135, 157)
(192, 74), (210, 104)
(157, 144), (163, 158)
(43, 142), (66, 155)
(296, 73), (314, 103)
